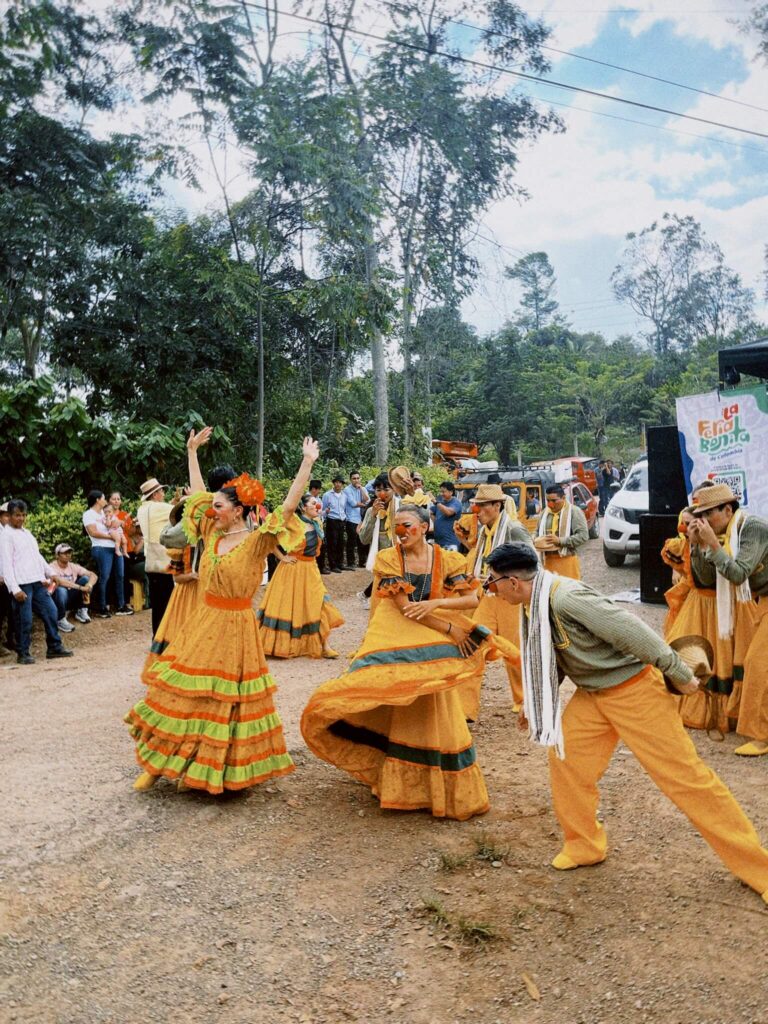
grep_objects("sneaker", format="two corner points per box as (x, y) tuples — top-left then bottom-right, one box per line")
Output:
(115, 606), (135, 616)
(356, 590), (370, 610)
(94, 610), (111, 619)
(57, 618), (75, 633)
(17, 654), (35, 665)
(75, 608), (91, 624)
(331, 568), (342, 574)
(341, 566), (356, 571)
(46, 647), (74, 659)
(320, 569), (332, 575)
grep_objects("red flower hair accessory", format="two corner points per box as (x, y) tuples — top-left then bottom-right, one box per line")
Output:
(223, 473), (266, 507)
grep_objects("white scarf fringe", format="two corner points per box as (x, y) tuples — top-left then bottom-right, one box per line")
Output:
(365, 496), (400, 572)
(537, 500), (572, 557)
(715, 510), (752, 640)
(520, 569), (564, 759)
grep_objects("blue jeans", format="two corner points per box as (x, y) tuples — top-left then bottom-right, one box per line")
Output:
(12, 582), (63, 656)
(52, 576), (89, 618)
(91, 547), (124, 611)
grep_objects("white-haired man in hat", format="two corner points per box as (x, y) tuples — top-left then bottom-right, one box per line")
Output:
(136, 478), (174, 634)
(462, 483), (535, 717)
(688, 482), (768, 757)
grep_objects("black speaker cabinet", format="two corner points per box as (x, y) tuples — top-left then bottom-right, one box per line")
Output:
(647, 425), (688, 514)
(639, 514), (678, 604)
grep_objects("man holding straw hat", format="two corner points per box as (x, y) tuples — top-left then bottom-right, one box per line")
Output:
(688, 482), (768, 757)
(484, 540), (768, 906)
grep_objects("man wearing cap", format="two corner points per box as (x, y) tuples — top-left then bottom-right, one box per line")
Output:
(48, 545), (98, 628)
(533, 484), (588, 579)
(463, 483), (534, 716)
(485, 541), (768, 905)
(136, 478), (175, 634)
(0, 500), (19, 655)
(0, 499), (73, 664)
(688, 482), (768, 757)
(321, 476), (348, 574)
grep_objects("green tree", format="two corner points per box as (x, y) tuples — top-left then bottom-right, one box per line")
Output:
(505, 252), (561, 333)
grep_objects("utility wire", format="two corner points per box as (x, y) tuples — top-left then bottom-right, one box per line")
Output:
(241, 1), (768, 142)
(372, 0), (768, 115)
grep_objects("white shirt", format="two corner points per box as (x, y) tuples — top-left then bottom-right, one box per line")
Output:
(137, 500), (173, 573)
(0, 526), (50, 594)
(83, 508), (114, 548)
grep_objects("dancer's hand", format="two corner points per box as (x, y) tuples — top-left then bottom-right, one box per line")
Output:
(282, 555), (298, 565)
(674, 675), (701, 696)
(187, 426), (212, 451)
(689, 516), (718, 550)
(302, 437), (319, 463)
(450, 625), (479, 657)
(402, 599), (440, 620)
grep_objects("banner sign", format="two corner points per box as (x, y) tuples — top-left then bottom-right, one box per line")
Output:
(675, 384), (768, 510)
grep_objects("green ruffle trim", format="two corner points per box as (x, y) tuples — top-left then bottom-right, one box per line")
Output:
(130, 700), (284, 744)
(135, 740), (293, 786)
(258, 505), (305, 554)
(181, 491), (213, 545)
(146, 659), (277, 701)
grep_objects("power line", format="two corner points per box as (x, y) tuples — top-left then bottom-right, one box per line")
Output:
(241, 2), (768, 142)
(374, 0), (768, 116)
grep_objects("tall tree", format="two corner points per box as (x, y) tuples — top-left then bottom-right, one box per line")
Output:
(505, 251), (560, 333)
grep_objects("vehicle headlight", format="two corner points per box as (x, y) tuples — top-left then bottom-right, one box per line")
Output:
(606, 504), (625, 520)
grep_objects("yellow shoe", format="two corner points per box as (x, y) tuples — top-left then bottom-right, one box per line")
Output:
(551, 851), (605, 871)
(734, 741), (768, 757)
(133, 771), (158, 791)
(322, 647), (340, 659)
(511, 702), (522, 714)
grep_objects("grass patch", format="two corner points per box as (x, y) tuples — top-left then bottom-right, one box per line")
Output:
(438, 850), (472, 872)
(473, 833), (510, 863)
(420, 896), (501, 946)
(421, 896), (451, 928)
(455, 915), (498, 944)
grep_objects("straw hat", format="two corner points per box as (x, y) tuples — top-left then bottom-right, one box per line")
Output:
(669, 634), (714, 678)
(139, 477), (166, 501)
(474, 483), (506, 503)
(690, 483), (738, 515)
(388, 466), (415, 495)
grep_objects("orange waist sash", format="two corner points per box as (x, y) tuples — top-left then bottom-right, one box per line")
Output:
(204, 592), (252, 611)
(294, 554), (316, 562)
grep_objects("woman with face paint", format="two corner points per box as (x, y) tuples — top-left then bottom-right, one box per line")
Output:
(301, 505), (515, 820)
(256, 494), (344, 659)
(126, 427), (320, 795)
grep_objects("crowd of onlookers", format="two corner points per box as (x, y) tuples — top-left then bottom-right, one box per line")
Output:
(0, 468), (466, 664)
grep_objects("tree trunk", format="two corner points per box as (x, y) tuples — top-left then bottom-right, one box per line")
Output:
(256, 291), (265, 478)
(366, 240), (389, 464)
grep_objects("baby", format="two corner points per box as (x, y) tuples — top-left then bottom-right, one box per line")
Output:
(103, 504), (129, 557)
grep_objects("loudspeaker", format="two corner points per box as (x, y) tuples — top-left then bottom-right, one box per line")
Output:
(647, 425), (688, 514)
(639, 514), (678, 604)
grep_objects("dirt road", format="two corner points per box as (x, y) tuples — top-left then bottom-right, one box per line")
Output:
(1, 542), (767, 1024)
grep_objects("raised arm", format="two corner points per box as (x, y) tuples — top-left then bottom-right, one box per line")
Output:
(187, 426), (213, 492)
(283, 437), (320, 517)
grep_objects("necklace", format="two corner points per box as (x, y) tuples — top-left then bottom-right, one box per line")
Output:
(402, 544), (433, 603)
(222, 527), (249, 537)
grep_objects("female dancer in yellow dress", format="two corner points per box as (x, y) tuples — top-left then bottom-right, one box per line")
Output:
(257, 494), (344, 659)
(127, 428), (319, 794)
(148, 500), (202, 658)
(301, 505), (513, 821)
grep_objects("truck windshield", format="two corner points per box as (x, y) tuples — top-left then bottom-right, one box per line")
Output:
(623, 466), (648, 492)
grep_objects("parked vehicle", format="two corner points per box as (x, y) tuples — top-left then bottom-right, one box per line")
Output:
(602, 457), (648, 566)
(455, 469), (554, 534)
(564, 480), (600, 539)
(529, 456), (601, 495)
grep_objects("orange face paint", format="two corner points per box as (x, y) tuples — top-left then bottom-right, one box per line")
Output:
(204, 508), (217, 519)
(471, 504), (481, 514)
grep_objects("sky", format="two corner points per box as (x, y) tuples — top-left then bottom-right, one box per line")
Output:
(142, 0), (768, 344)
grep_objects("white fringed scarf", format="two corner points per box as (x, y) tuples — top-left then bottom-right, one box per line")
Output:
(715, 510), (752, 640)
(473, 510), (516, 579)
(365, 496), (401, 572)
(537, 500), (573, 557)
(519, 568), (564, 759)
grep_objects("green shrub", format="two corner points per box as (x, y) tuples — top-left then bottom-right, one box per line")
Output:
(25, 496), (91, 565)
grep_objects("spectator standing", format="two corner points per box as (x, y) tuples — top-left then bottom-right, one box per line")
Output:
(597, 460), (611, 515)
(48, 544), (97, 627)
(431, 481), (462, 550)
(0, 501), (19, 654)
(83, 490), (133, 618)
(343, 471), (370, 568)
(109, 491), (147, 607)
(0, 499), (73, 664)
(136, 477), (175, 634)
(322, 476), (347, 573)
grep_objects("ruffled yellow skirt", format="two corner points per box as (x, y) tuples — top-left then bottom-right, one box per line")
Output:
(257, 558), (344, 659)
(127, 597), (294, 794)
(301, 599), (511, 820)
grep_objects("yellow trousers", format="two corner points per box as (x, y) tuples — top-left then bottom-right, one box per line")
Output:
(460, 594), (522, 718)
(737, 599), (768, 743)
(544, 552), (581, 579)
(548, 666), (768, 895)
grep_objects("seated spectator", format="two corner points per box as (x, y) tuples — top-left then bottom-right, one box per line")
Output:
(82, 490), (134, 619)
(48, 543), (98, 629)
(0, 499), (73, 664)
